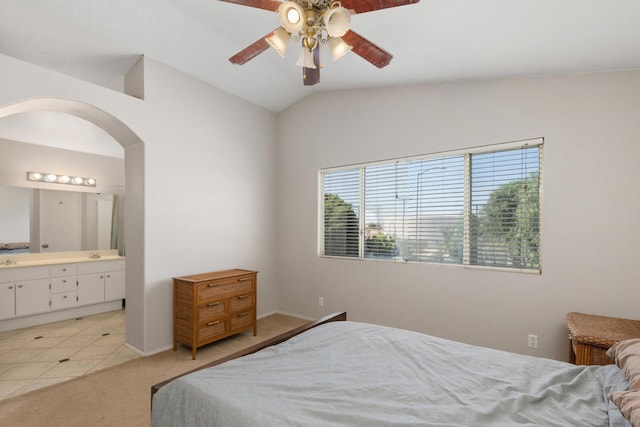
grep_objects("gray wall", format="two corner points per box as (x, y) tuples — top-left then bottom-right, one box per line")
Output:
(275, 70), (640, 361)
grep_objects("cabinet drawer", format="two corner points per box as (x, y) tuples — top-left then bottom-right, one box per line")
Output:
(197, 318), (227, 342)
(51, 265), (77, 277)
(230, 310), (254, 332)
(0, 266), (49, 282)
(229, 294), (254, 313)
(51, 291), (77, 310)
(197, 276), (254, 302)
(51, 277), (76, 293)
(197, 300), (225, 322)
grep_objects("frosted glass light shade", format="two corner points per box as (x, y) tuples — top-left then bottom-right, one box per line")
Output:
(266, 27), (290, 58)
(323, 7), (350, 37)
(328, 37), (352, 62)
(279, 1), (305, 33)
(296, 48), (316, 69)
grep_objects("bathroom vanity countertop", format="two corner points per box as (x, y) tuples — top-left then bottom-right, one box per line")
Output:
(0, 251), (124, 269)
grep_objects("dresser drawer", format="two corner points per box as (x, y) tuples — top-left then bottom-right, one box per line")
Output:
(229, 293), (254, 313)
(197, 318), (227, 342)
(230, 310), (254, 332)
(197, 300), (226, 321)
(51, 277), (76, 293)
(197, 276), (254, 302)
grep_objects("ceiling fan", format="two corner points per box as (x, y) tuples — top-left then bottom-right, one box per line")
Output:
(219, 0), (421, 86)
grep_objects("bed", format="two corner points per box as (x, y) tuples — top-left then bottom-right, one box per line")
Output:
(151, 312), (640, 426)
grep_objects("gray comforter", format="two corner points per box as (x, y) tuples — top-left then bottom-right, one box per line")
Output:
(152, 321), (630, 426)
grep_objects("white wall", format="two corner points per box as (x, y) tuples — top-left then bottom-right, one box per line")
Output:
(0, 53), (278, 355)
(140, 59), (279, 352)
(0, 186), (30, 242)
(276, 70), (640, 361)
(0, 111), (123, 158)
(0, 138), (124, 193)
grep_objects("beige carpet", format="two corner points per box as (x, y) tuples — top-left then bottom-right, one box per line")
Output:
(0, 313), (308, 427)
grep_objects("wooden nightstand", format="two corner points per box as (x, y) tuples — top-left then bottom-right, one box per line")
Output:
(566, 312), (640, 365)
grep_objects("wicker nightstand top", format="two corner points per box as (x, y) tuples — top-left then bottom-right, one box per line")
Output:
(566, 312), (640, 348)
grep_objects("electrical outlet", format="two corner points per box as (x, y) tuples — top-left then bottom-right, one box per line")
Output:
(318, 297), (324, 307)
(528, 334), (538, 349)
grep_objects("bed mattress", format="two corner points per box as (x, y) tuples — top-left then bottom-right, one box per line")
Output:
(152, 321), (630, 426)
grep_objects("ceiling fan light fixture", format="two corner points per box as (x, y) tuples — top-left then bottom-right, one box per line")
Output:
(265, 27), (290, 58)
(323, 6), (351, 37)
(279, 1), (305, 33)
(302, 35), (318, 51)
(328, 36), (352, 62)
(296, 46), (317, 69)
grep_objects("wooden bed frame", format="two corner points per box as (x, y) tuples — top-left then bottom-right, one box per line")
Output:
(151, 311), (347, 402)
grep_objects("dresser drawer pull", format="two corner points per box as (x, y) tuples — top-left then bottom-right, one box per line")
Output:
(207, 302), (221, 307)
(237, 278), (251, 283)
(236, 295), (250, 300)
(207, 283), (221, 288)
(236, 312), (249, 318)
(207, 320), (221, 326)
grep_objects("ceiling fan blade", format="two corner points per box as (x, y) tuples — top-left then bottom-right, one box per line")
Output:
(218, 0), (281, 12)
(303, 45), (320, 86)
(229, 28), (281, 65)
(340, 0), (420, 14)
(342, 30), (393, 68)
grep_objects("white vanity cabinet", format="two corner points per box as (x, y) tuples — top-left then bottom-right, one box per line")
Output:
(77, 273), (105, 306)
(16, 279), (51, 316)
(78, 259), (125, 304)
(50, 264), (78, 310)
(104, 270), (126, 301)
(0, 283), (16, 320)
(0, 256), (125, 331)
(0, 266), (50, 317)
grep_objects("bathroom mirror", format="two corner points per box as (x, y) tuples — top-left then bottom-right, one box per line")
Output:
(0, 185), (121, 255)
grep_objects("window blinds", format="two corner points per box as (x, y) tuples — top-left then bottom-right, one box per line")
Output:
(320, 139), (542, 272)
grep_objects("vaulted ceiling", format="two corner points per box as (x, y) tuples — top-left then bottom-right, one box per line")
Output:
(1, 0), (640, 112)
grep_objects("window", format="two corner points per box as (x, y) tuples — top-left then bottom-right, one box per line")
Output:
(319, 138), (542, 272)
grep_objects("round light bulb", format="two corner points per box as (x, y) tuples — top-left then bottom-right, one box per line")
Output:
(59, 175), (70, 183)
(287, 8), (300, 24)
(72, 177), (83, 184)
(30, 172), (42, 180)
(46, 174), (57, 182)
(86, 178), (96, 185)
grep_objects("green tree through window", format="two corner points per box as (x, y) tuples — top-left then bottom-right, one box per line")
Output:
(323, 193), (359, 257)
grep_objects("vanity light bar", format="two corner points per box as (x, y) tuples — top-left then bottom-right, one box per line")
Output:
(27, 171), (96, 187)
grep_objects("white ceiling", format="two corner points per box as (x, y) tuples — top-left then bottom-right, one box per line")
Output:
(1, 0), (640, 113)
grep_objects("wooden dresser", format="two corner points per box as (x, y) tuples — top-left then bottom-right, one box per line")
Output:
(173, 268), (257, 359)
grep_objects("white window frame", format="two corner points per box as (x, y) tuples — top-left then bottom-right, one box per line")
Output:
(319, 138), (543, 274)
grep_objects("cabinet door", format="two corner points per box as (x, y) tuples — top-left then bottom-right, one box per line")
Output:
(16, 279), (50, 316)
(0, 283), (16, 320)
(78, 274), (105, 306)
(104, 270), (125, 301)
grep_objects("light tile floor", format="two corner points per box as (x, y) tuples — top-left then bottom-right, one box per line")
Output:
(0, 309), (139, 400)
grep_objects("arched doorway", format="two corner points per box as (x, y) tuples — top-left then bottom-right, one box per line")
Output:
(0, 97), (145, 353)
